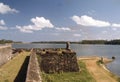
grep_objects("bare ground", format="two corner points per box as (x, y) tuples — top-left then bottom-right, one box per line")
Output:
(78, 56), (117, 82)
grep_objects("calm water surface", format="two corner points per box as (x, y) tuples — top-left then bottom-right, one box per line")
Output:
(12, 43), (120, 76)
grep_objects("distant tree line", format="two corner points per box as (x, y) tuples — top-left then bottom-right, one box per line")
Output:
(81, 39), (120, 45)
(1, 39), (120, 45)
(0, 39), (22, 44)
(81, 40), (106, 44)
(0, 39), (13, 44)
(105, 40), (120, 45)
(32, 41), (68, 44)
(32, 39), (120, 45)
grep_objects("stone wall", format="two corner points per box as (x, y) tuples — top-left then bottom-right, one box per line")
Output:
(0, 44), (15, 66)
(36, 48), (79, 73)
(26, 52), (42, 82)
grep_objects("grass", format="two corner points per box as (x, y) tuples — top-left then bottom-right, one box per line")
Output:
(0, 51), (30, 82)
(41, 60), (96, 82)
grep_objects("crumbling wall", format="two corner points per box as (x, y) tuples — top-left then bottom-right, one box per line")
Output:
(0, 44), (15, 66)
(26, 52), (42, 82)
(36, 48), (79, 73)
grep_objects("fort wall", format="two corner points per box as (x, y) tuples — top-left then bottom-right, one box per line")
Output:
(0, 44), (15, 66)
(36, 48), (79, 73)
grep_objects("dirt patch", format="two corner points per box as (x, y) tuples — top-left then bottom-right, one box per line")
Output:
(78, 56), (117, 82)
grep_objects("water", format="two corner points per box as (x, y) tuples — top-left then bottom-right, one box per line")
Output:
(12, 43), (120, 76)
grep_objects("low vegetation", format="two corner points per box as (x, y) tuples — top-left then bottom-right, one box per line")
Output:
(0, 51), (30, 82)
(0, 39), (22, 44)
(81, 39), (120, 44)
(40, 60), (95, 82)
(0, 39), (13, 44)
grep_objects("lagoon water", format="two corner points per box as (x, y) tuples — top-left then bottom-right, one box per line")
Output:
(12, 43), (120, 76)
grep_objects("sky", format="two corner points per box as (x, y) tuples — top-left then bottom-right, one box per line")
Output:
(1, 0), (120, 42)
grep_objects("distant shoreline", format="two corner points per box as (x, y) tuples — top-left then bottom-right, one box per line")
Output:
(31, 39), (120, 45)
(77, 56), (115, 74)
(77, 56), (119, 82)
(77, 56), (113, 72)
(2, 39), (120, 45)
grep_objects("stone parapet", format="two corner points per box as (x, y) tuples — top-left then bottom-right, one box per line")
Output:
(26, 52), (42, 82)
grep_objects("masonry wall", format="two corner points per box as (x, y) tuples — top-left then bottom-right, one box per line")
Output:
(0, 44), (15, 66)
(36, 48), (79, 73)
(26, 52), (42, 82)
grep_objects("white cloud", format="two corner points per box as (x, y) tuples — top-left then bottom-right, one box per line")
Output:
(17, 17), (72, 33)
(73, 34), (81, 37)
(16, 17), (54, 33)
(0, 26), (7, 30)
(0, 3), (18, 14)
(55, 27), (71, 31)
(16, 25), (34, 33)
(112, 23), (120, 27)
(0, 20), (5, 25)
(0, 20), (7, 30)
(31, 17), (54, 28)
(71, 15), (110, 27)
(111, 23), (120, 31)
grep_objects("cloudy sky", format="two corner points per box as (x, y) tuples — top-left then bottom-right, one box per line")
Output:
(0, 0), (120, 42)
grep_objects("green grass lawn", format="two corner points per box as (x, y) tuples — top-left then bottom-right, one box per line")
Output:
(41, 61), (96, 82)
(0, 51), (30, 82)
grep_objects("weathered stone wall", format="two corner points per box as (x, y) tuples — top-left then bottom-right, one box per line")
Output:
(26, 52), (42, 82)
(0, 44), (15, 66)
(36, 48), (79, 73)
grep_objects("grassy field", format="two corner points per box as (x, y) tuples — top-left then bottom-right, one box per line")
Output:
(41, 61), (96, 82)
(0, 51), (30, 82)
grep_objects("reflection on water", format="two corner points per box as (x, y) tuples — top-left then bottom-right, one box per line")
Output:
(12, 43), (120, 76)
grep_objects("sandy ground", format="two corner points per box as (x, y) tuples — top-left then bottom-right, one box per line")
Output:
(78, 56), (117, 82)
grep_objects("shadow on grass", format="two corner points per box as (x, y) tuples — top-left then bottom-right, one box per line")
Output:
(14, 56), (30, 82)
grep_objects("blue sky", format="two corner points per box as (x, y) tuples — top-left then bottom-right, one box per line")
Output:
(0, 0), (120, 42)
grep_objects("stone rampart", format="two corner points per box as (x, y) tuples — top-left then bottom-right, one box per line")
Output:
(36, 48), (79, 73)
(0, 44), (15, 66)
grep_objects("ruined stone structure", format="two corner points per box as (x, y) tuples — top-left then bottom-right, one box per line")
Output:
(0, 43), (79, 81)
(66, 42), (70, 50)
(36, 48), (79, 73)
